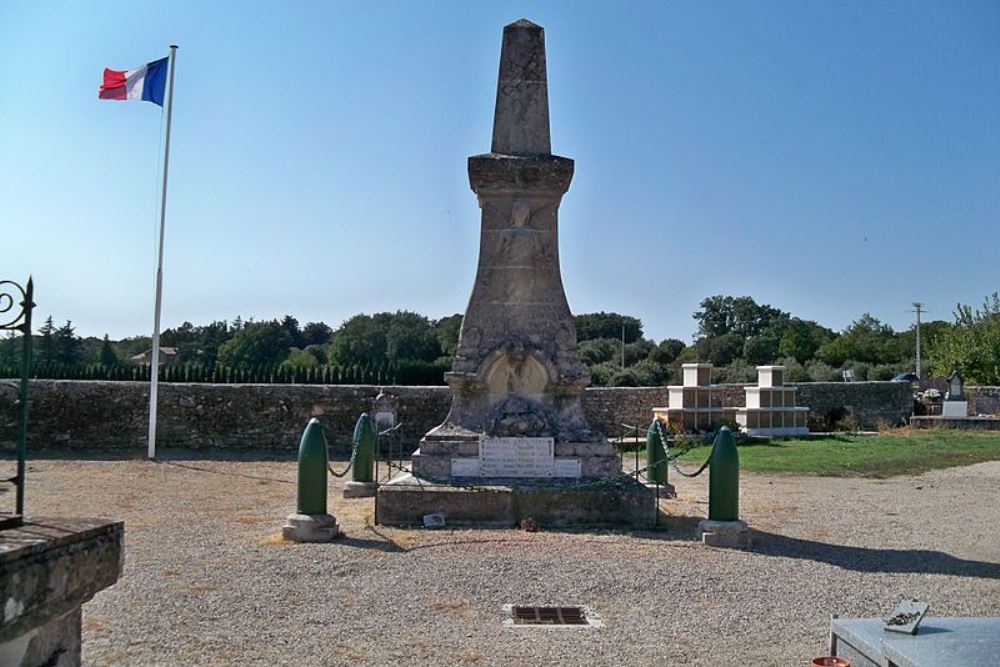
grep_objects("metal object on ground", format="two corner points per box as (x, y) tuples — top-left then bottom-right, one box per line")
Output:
(284, 418), (339, 542)
(512, 606), (588, 626)
(645, 419), (668, 485)
(0, 277), (34, 531)
(344, 413), (379, 498)
(352, 413), (376, 483)
(708, 426), (739, 521)
(296, 418), (328, 515)
(885, 600), (929, 635)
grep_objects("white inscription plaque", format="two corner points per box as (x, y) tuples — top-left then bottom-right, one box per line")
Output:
(553, 458), (582, 478)
(479, 437), (554, 478)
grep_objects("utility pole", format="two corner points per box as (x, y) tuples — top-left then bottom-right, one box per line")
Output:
(912, 302), (924, 378)
(621, 323), (626, 369)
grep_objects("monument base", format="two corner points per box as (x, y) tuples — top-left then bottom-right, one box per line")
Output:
(343, 481), (378, 499)
(376, 474), (655, 528)
(698, 519), (751, 548)
(645, 482), (676, 499)
(282, 513), (340, 542)
(410, 434), (621, 480)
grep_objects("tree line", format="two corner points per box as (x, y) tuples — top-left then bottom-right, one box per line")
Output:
(1, 292), (997, 385)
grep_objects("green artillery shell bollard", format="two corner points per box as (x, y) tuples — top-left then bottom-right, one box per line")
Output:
(646, 419), (668, 485)
(283, 418), (339, 542)
(645, 419), (676, 500)
(708, 426), (739, 522)
(344, 413), (378, 498)
(298, 418), (328, 514)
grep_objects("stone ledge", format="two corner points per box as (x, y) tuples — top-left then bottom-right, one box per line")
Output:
(0, 518), (123, 644)
(376, 474), (655, 528)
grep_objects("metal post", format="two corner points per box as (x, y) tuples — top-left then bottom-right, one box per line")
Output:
(913, 302), (924, 378)
(296, 419), (328, 515)
(14, 279), (34, 520)
(708, 426), (739, 521)
(147, 45), (178, 460)
(645, 419), (668, 485)
(352, 414), (375, 483)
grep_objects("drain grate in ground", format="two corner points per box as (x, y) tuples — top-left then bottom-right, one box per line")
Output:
(504, 605), (601, 628)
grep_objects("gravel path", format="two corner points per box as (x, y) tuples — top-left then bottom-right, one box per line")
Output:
(21, 455), (1000, 666)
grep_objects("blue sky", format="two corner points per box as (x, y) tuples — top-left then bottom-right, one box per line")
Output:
(1, 1), (997, 343)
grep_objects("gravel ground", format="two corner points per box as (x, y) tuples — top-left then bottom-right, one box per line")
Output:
(20, 454), (1000, 666)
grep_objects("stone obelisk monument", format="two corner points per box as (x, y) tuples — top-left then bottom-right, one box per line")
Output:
(412, 18), (618, 480)
(379, 20), (649, 527)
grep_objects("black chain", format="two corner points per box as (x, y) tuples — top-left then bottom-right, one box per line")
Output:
(653, 419), (713, 478)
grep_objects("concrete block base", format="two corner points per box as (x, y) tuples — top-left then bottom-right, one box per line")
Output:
(342, 481), (378, 498)
(376, 474), (656, 528)
(282, 513), (340, 542)
(0, 518), (123, 667)
(698, 519), (751, 548)
(645, 482), (676, 499)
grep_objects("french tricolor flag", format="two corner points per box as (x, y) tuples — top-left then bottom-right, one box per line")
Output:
(98, 56), (169, 106)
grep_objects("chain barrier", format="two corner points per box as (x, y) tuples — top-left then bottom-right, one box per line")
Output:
(653, 419), (714, 478)
(326, 436), (359, 478)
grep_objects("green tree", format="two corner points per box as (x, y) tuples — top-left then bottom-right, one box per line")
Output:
(282, 347), (320, 369)
(578, 338), (618, 365)
(649, 338), (685, 365)
(694, 295), (787, 339)
(574, 312), (643, 343)
(385, 311), (439, 362)
(623, 339), (655, 366)
(37, 316), (56, 364)
(433, 314), (463, 358)
(694, 332), (743, 366)
(929, 293), (1000, 384)
(280, 315), (304, 348)
(217, 320), (293, 367)
(100, 334), (118, 367)
(302, 321), (333, 347)
(327, 314), (388, 367)
(53, 320), (82, 365)
(816, 314), (902, 366)
(779, 318), (835, 363)
(742, 329), (783, 365)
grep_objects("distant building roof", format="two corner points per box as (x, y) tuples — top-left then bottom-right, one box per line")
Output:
(130, 347), (179, 365)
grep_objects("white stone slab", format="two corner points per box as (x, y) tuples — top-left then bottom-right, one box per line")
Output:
(552, 458), (582, 478)
(450, 458), (481, 476)
(942, 401), (968, 418)
(479, 437), (554, 478)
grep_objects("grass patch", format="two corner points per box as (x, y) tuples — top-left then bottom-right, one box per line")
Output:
(670, 429), (1000, 478)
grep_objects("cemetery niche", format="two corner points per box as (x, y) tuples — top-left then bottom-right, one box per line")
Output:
(376, 19), (654, 527)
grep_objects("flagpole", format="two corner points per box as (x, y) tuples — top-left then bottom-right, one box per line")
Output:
(148, 44), (178, 460)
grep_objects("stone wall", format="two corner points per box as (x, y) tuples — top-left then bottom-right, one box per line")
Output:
(967, 386), (1000, 416)
(0, 379), (915, 451)
(795, 382), (913, 429)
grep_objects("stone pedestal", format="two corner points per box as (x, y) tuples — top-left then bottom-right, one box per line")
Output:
(698, 519), (751, 548)
(281, 513), (340, 543)
(0, 518), (123, 667)
(377, 474), (655, 528)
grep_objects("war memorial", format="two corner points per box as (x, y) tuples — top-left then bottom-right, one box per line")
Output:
(1, 15), (998, 667)
(377, 20), (653, 528)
